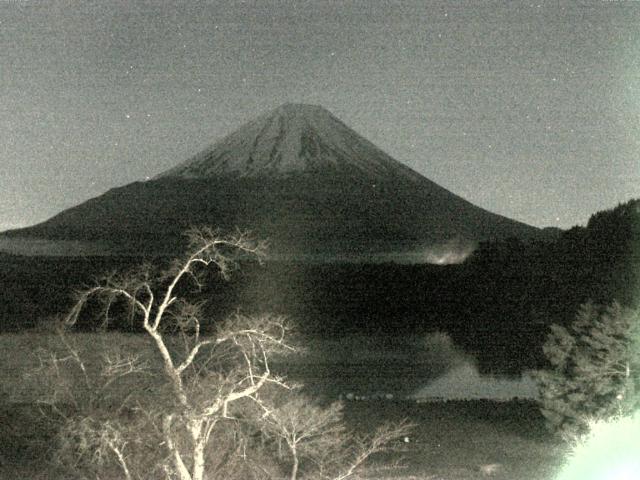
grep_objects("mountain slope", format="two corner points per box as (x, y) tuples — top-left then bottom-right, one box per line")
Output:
(2, 103), (548, 259)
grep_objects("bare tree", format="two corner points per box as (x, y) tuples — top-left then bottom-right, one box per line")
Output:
(34, 228), (297, 480)
(26, 227), (411, 479)
(326, 420), (413, 480)
(258, 394), (344, 480)
(256, 392), (413, 480)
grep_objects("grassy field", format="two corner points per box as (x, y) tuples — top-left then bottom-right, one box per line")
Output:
(0, 332), (567, 479)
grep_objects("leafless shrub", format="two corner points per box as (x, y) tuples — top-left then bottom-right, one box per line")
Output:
(253, 389), (414, 480)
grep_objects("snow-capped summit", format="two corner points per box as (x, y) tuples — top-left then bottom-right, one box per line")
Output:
(158, 103), (421, 182)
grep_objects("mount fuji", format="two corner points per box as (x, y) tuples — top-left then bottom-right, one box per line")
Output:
(2, 103), (548, 260)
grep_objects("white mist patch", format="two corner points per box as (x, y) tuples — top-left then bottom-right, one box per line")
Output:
(351, 239), (477, 265)
(421, 239), (476, 265)
(410, 332), (539, 401)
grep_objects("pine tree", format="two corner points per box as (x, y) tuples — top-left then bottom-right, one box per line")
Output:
(534, 301), (640, 439)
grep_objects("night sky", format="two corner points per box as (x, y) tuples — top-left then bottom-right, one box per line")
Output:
(2, 0), (639, 232)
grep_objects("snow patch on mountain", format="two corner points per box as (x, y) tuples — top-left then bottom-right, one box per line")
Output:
(157, 103), (424, 182)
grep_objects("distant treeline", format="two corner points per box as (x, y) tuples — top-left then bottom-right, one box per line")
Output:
(459, 198), (640, 371)
(1, 199), (638, 374)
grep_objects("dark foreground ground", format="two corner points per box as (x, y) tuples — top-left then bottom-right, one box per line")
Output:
(1, 400), (566, 480)
(344, 400), (566, 479)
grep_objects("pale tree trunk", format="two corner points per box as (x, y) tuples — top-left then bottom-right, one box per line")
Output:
(163, 414), (192, 480)
(289, 443), (299, 480)
(171, 448), (192, 480)
(109, 442), (133, 480)
(190, 419), (206, 480)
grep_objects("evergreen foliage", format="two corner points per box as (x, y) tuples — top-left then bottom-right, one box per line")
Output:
(535, 301), (640, 439)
